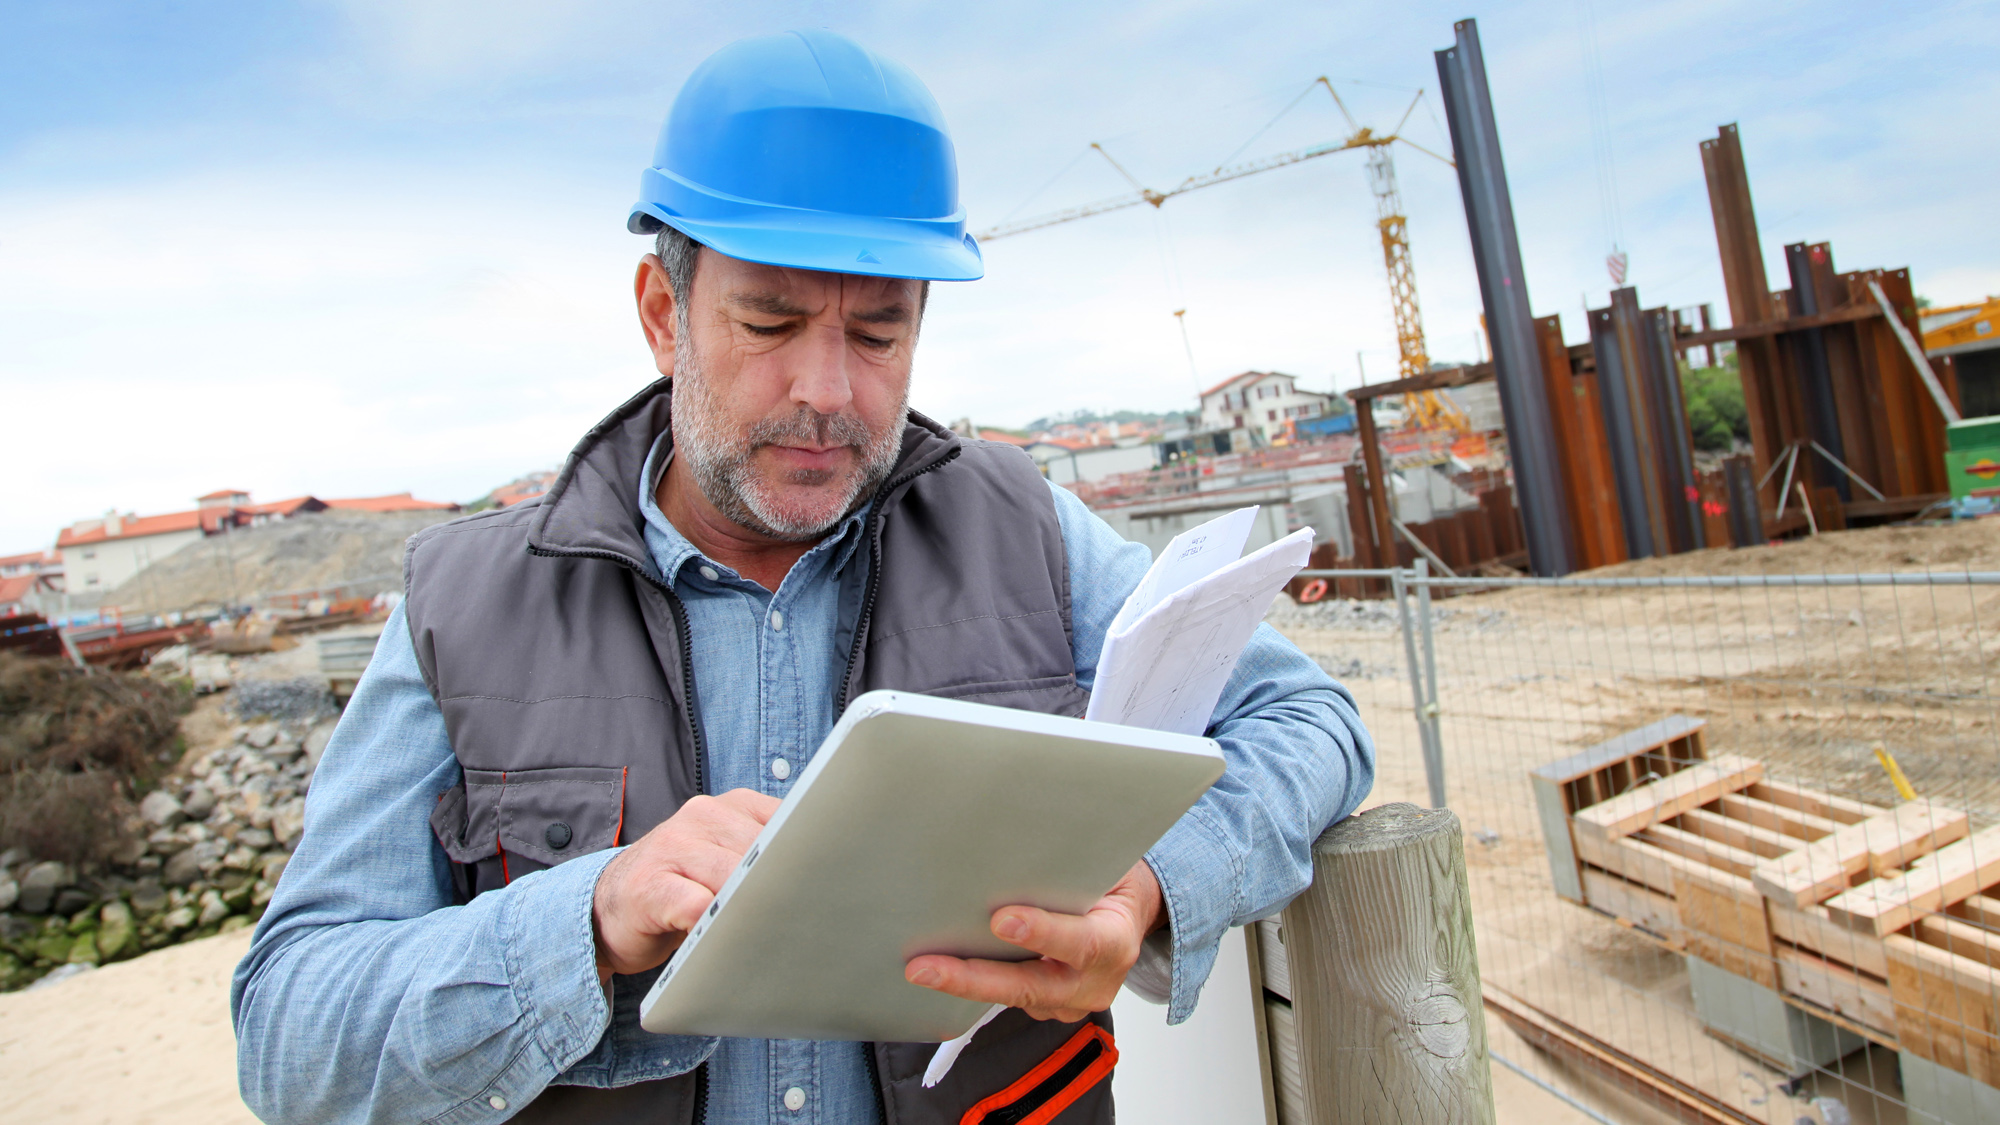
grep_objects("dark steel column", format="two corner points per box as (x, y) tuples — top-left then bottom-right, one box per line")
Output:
(1783, 241), (1849, 500)
(1588, 305), (1656, 559)
(1436, 19), (1573, 576)
(1642, 305), (1705, 550)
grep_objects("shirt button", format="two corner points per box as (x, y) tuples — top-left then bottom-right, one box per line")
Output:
(698, 565), (719, 581)
(769, 610), (784, 631)
(771, 758), (791, 781)
(783, 1086), (806, 1112)
(487, 1094), (508, 1111)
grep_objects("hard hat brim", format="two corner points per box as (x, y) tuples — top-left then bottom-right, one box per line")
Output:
(629, 202), (984, 283)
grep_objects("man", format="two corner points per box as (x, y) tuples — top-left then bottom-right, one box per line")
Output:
(233, 29), (1372, 1125)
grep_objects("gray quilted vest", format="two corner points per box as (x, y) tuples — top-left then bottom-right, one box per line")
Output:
(406, 379), (1114, 1125)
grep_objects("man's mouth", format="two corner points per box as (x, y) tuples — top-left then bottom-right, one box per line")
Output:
(762, 444), (855, 474)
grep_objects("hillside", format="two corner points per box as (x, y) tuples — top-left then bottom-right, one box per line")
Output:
(104, 510), (457, 614)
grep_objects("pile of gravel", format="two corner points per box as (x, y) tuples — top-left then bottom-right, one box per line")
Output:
(0, 716), (334, 991)
(231, 678), (336, 727)
(1265, 597), (1515, 635)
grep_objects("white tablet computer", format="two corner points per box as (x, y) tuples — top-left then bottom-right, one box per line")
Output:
(637, 690), (1224, 1043)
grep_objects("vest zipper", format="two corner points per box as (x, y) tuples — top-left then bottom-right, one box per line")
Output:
(836, 446), (963, 712)
(523, 544), (708, 797)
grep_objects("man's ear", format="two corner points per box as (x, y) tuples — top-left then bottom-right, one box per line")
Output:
(634, 254), (677, 379)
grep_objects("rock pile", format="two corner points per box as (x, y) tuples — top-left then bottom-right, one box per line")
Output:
(0, 716), (335, 990)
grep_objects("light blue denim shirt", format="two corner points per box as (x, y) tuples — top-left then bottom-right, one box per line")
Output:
(233, 431), (1375, 1125)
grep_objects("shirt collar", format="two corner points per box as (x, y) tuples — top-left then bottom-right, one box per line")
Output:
(636, 428), (870, 585)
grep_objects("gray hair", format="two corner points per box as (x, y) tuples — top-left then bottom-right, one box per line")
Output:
(654, 225), (702, 331)
(651, 224), (930, 323)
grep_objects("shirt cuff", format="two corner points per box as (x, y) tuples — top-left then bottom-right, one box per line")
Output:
(1141, 805), (1238, 1024)
(425, 849), (622, 1123)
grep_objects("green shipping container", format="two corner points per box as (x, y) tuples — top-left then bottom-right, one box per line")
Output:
(1945, 416), (2000, 501)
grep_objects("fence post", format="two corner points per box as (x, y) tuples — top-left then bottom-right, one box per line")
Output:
(1280, 802), (1494, 1124)
(1392, 563), (1447, 808)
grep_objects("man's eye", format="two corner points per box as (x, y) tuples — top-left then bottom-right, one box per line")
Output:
(742, 322), (789, 337)
(854, 333), (893, 349)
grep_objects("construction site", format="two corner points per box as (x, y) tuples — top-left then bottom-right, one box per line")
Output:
(2, 12), (1997, 1125)
(958, 16), (2000, 1125)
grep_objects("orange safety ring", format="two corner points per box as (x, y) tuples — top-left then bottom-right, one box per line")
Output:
(1297, 578), (1329, 604)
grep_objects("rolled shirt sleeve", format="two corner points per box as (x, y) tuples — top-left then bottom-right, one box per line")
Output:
(230, 604), (704, 1124)
(1046, 481), (1376, 1024)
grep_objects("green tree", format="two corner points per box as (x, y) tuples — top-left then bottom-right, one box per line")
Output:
(1681, 352), (1749, 451)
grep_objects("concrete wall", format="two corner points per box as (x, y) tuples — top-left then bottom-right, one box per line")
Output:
(1095, 503), (1293, 559)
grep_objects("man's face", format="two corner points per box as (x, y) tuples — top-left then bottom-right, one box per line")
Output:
(639, 248), (923, 541)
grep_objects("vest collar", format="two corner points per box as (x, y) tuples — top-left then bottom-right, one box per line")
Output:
(528, 377), (962, 569)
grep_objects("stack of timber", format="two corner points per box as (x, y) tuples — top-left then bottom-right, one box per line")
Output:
(1533, 717), (2000, 1098)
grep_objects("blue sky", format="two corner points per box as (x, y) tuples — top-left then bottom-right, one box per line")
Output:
(4, 1), (1996, 556)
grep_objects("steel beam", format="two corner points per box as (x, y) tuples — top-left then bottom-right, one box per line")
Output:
(1588, 304), (1657, 559)
(1642, 305), (1705, 550)
(1701, 125), (1799, 497)
(1436, 19), (1574, 576)
(1784, 242), (1849, 500)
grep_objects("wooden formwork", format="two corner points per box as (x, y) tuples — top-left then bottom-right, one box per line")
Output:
(1533, 717), (2000, 1091)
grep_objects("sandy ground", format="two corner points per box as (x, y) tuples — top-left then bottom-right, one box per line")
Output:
(0, 925), (1596, 1125)
(0, 930), (257, 1125)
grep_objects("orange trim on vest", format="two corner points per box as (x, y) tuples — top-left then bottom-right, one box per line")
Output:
(615, 766), (628, 846)
(959, 1022), (1117, 1125)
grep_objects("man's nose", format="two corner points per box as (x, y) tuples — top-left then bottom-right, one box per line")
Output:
(787, 325), (857, 418)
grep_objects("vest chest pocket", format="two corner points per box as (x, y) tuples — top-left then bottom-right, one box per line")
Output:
(430, 766), (628, 884)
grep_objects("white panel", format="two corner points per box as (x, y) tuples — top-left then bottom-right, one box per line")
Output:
(1111, 925), (1269, 1124)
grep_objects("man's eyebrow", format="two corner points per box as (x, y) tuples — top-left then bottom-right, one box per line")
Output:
(726, 293), (811, 318)
(851, 304), (913, 326)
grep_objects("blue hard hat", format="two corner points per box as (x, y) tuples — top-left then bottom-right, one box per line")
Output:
(629, 30), (982, 282)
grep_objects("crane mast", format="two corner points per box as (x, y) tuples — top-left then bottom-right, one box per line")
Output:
(1365, 145), (1428, 380)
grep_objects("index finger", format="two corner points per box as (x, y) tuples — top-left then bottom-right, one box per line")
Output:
(715, 787), (782, 823)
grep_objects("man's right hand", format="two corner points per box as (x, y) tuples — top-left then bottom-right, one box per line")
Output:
(591, 789), (780, 978)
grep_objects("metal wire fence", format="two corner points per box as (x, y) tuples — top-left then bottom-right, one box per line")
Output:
(1272, 566), (2000, 1125)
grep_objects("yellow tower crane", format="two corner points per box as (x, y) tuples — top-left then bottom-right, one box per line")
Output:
(977, 78), (1467, 431)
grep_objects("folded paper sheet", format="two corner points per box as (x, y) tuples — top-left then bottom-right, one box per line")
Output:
(1087, 513), (1316, 735)
(925, 508), (1312, 1086)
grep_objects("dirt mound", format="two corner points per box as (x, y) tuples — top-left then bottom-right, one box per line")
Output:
(106, 509), (456, 614)
(1581, 516), (2000, 578)
(0, 653), (189, 866)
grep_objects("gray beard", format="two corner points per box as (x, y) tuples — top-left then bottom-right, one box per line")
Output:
(670, 332), (906, 542)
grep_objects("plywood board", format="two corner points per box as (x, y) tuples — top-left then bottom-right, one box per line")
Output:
(1768, 901), (1889, 978)
(1640, 824), (1761, 879)
(1714, 793), (1839, 841)
(1826, 824), (2000, 936)
(1674, 861), (1776, 989)
(1573, 755), (1763, 845)
(1581, 866), (1686, 945)
(1677, 807), (1796, 858)
(1746, 780), (1883, 826)
(1885, 933), (2000, 1087)
(1775, 944), (1897, 1040)
(1752, 800), (1971, 908)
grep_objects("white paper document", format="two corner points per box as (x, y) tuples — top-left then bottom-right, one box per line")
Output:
(925, 508), (1311, 1087)
(1087, 510), (1315, 736)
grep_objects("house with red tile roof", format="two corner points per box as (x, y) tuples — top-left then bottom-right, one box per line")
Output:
(57, 509), (210, 593)
(324, 492), (460, 514)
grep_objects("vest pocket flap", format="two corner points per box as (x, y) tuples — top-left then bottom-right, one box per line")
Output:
(429, 783), (497, 865)
(489, 765), (628, 868)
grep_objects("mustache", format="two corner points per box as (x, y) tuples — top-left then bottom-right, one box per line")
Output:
(746, 406), (875, 450)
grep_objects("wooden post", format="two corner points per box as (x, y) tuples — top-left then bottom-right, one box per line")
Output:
(1278, 803), (1495, 1124)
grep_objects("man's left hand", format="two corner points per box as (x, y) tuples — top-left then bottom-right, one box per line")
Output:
(903, 860), (1164, 1022)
